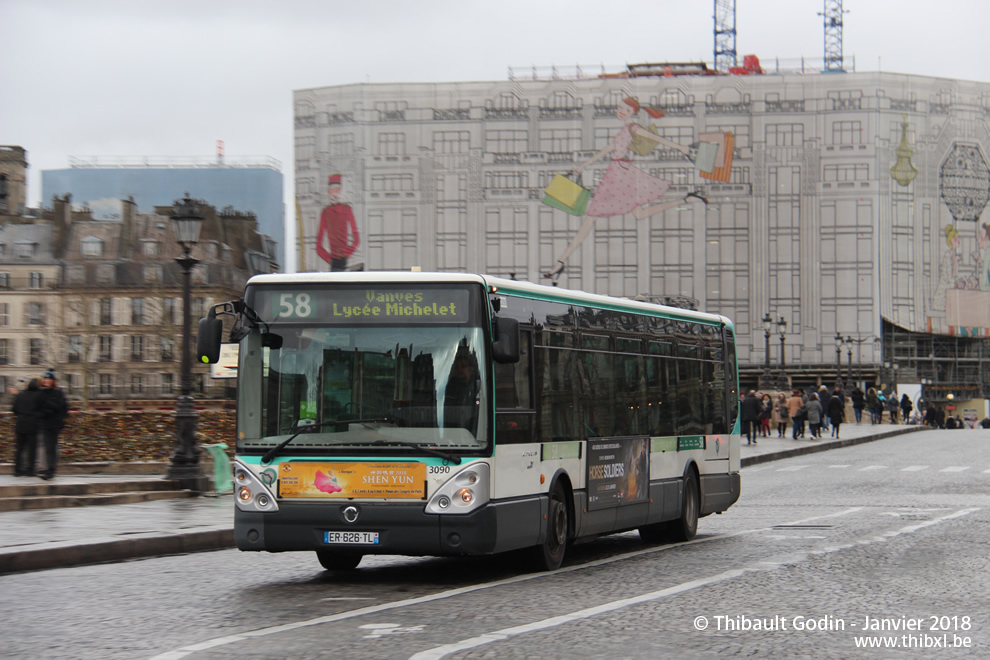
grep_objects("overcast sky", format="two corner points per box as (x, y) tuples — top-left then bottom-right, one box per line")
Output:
(2, 0), (987, 272)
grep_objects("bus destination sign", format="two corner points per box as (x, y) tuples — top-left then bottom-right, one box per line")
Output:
(258, 287), (471, 324)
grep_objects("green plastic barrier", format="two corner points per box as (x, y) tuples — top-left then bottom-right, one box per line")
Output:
(202, 443), (233, 493)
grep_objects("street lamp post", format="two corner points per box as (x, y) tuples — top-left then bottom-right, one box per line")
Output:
(834, 333), (844, 390)
(166, 195), (206, 490)
(846, 339), (854, 391)
(776, 316), (788, 389)
(760, 312), (774, 390)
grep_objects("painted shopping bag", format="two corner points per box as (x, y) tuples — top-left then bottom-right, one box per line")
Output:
(699, 131), (734, 182)
(542, 174), (591, 216)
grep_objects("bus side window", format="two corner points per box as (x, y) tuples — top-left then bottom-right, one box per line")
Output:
(495, 330), (533, 444)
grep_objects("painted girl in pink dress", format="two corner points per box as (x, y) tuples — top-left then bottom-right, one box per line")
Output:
(546, 97), (707, 281)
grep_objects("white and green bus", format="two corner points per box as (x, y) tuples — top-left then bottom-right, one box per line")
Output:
(198, 272), (740, 571)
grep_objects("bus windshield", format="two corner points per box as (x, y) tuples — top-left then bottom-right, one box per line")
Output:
(239, 324), (489, 455)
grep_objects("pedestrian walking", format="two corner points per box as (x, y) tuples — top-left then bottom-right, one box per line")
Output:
(774, 393), (790, 437)
(851, 386), (865, 424)
(806, 392), (824, 439)
(759, 393), (773, 437)
(818, 386), (832, 431)
(12, 378), (41, 476)
(866, 388), (880, 424)
(900, 394), (913, 424)
(886, 392), (900, 424)
(740, 390), (761, 445)
(787, 390), (806, 439)
(828, 391), (845, 438)
(36, 370), (69, 480)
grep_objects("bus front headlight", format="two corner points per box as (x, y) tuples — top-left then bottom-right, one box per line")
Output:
(233, 460), (279, 513)
(425, 462), (490, 515)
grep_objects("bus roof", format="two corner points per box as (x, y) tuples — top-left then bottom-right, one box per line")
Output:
(246, 272), (732, 328)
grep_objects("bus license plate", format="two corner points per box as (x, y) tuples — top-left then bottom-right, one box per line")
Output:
(324, 531), (380, 545)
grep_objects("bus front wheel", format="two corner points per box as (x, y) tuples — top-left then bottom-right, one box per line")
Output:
(316, 550), (362, 571)
(532, 482), (569, 571)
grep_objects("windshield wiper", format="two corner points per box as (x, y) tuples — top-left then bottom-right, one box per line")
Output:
(261, 420), (325, 464)
(370, 440), (462, 465)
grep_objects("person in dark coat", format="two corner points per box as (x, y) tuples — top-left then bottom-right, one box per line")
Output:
(851, 386), (865, 424)
(740, 390), (761, 445)
(36, 370), (69, 480)
(12, 378), (41, 476)
(900, 394), (913, 424)
(818, 386), (832, 431)
(828, 392), (845, 438)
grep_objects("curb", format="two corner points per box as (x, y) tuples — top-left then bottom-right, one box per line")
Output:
(740, 425), (925, 467)
(0, 527), (235, 574)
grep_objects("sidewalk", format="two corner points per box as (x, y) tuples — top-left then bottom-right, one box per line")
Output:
(0, 423), (922, 574)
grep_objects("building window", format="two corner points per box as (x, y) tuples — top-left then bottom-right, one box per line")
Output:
(97, 264), (115, 284)
(433, 131), (470, 154)
(832, 120), (863, 145)
(0, 272), (9, 288)
(131, 374), (144, 395)
(538, 128), (581, 153)
(99, 336), (113, 362)
(485, 171), (529, 189)
(0, 338), (8, 365)
(66, 265), (85, 283)
(99, 373), (113, 395)
(131, 335), (145, 361)
(377, 132), (406, 156)
(131, 298), (145, 325)
(328, 133), (355, 156)
(29, 272), (43, 289)
(766, 123), (805, 147)
(160, 337), (175, 362)
(161, 372), (174, 394)
(143, 264), (163, 283)
(163, 298), (177, 325)
(27, 302), (45, 326)
(81, 236), (104, 257)
(140, 240), (159, 256)
(29, 338), (43, 365)
(15, 241), (37, 258)
(485, 130), (527, 154)
(0, 302), (8, 326)
(370, 174), (414, 192)
(824, 164), (870, 182)
(192, 297), (206, 317)
(100, 298), (112, 325)
(67, 336), (82, 363)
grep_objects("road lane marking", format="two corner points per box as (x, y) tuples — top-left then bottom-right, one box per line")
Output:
(940, 466), (970, 472)
(901, 465), (928, 471)
(776, 465), (810, 471)
(828, 465), (850, 469)
(410, 508), (980, 660)
(148, 509), (863, 660)
(859, 465), (887, 471)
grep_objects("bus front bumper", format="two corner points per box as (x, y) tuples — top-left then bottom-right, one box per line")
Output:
(235, 500), (505, 556)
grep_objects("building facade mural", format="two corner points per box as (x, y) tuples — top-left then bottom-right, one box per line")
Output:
(293, 71), (990, 391)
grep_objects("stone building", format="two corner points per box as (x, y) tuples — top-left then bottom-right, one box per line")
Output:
(0, 146), (278, 409)
(293, 67), (990, 410)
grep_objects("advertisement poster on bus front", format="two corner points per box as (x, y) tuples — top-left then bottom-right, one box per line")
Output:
(587, 437), (649, 510)
(279, 462), (427, 499)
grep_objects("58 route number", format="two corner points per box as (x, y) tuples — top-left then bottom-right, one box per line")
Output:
(278, 293), (313, 318)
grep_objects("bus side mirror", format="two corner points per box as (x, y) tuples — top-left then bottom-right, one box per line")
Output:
(492, 317), (520, 364)
(197, 310), (223, 364)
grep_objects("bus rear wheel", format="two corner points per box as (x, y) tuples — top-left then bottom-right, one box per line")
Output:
(532, 482), (569, 571)
(316, 550), (362, 571)
(667, 471), (699, 542)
